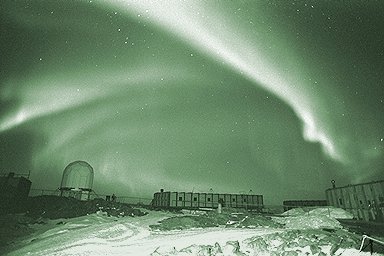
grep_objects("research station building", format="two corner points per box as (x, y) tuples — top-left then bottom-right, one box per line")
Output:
(283, 200), (327, 211)
(152, 189), (263, 211)
(325, 180), (384, 222)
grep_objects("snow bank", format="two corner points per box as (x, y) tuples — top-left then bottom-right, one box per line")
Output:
(309, 207), (353, 219)
(282, 207), (353, 219)
(150, 228), (365, 256)
(280, 214), (343, 229)
(276, 207), (353, 229)
(281, 208), (306, 216)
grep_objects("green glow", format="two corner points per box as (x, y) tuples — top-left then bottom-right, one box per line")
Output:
(0, 0), (383, 203)
(109, 0), (340, 160)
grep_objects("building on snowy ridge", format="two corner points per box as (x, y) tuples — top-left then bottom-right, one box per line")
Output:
(283, 200), (327, 211)
(152, 189), (263, 211)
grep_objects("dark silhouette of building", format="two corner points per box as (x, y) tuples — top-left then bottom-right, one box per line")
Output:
(0, 172), (32, 214)
(0, 172), (31, 200)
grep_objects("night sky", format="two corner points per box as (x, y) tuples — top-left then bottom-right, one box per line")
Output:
(1, 0), (383, 204)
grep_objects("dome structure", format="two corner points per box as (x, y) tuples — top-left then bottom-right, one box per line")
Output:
(60, 160), (94, 191)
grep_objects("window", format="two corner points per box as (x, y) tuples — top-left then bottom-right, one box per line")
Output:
(193, 197), (197, 202)
(232, 198), (235, 202)
(339, 198), (343, 205)
(207, 198), (211, 202)
(179, 197), (182, 201)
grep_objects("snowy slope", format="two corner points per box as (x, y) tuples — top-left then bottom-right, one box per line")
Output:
(5, 209), (383, 256)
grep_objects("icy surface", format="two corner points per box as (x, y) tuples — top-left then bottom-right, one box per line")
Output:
(281, 207), (353, 219)
(276, 207), (353, 229)
(5, 208), (382, 256)
(281, 208), (306, 216)
(276, 214), (343, 229)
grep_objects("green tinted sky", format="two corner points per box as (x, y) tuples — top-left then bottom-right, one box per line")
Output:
(1, 0), (383, 204)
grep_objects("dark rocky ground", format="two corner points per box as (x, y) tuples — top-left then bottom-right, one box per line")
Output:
(338, 219), (384, 253)
(149, 210), (283, 231)
(338, 219), (384, 237)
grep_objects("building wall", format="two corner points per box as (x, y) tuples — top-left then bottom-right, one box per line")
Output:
(153, 191), (263, 210)
(198, 193), (206, 207)
(325, 180), (384, 222)
(282, 200), (327, 211)
(60, 189), (90, 201)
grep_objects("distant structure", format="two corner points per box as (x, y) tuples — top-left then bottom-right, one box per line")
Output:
(59, 160), (94, 201)
(0, 172), (32, 214)
(0, 172), (32, 200)
(283, 200), (327, 211)
(152, 189), (263, 211)
(326, 180), (384, 222)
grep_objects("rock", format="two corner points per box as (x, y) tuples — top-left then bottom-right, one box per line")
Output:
(243, 236), (268, 252)
(281, 251), (299, 256)
(222, 240), (247, 255)
(297, 236), (311, 247)
(285, 241), (299, 249)
(310, 244), (321, 254)
(213, 242), (223, 254)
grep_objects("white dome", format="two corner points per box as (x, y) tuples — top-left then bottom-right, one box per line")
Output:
(60, 160), (94, 190)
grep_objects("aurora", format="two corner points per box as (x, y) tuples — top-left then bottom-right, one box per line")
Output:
(1, 0), (383, 204)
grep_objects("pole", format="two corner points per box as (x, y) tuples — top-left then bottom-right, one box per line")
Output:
(359, 235), (384, 253)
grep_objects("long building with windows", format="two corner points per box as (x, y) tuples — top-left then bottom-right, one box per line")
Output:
(152, 190), (263, 210)
(325, 180), (384, 222)
(283, 200), (327, 211)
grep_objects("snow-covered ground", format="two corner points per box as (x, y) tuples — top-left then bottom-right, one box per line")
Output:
(5, 208), (384, 256)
